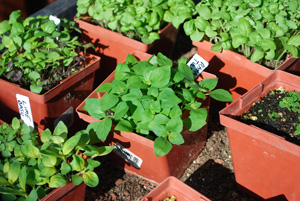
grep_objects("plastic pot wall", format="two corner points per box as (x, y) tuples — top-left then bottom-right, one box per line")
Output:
(193, 41), (295, 109)
(141, 176), (211, 201)
(76, 51), (213, 185)
(41, 182), (86, 201)
(76, 19), (178, 84)
(0, 53), (100, 131)
(220, 70), (300, 201)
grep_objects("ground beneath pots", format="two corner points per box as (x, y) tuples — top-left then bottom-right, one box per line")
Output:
(85, 28), (259, 201)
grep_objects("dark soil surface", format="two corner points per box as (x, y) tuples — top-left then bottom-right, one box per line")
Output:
(85, 28), (260, 201)
(240, 87), (300, 145)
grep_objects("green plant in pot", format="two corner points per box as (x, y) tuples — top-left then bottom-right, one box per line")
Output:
(75, 0), (195, 44)
(241, 86), (300, 143)
(0, 10), (93, 94)
(84, 52), (232, 157)
(0, 118), (114, 201)
(183, 0), (300, 68)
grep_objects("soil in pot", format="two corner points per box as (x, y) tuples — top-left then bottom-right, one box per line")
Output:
(238, 86), (300, 145)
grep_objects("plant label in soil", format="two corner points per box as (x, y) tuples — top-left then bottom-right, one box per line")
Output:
(16, 94), (34, 128)
(113, 142), (143, 169)
(54, 107), (74, 128)
(49, 15), (61, 29)
(187, 53), (209, 78)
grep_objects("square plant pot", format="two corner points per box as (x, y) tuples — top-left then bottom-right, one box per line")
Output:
(41, 182), (86, 201)
(141, 176), (211, 201)
(193, 41), (295, 109)
(0, 53), (100, 131)
(219, 70), (300, 201)
(75, 19), (179, 84)
(76, 51), (215, 185)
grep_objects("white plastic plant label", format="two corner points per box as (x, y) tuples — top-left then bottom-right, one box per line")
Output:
(16, 94), (34, 128)
(49, 15), (61, 29)
(113, 142), (143, 169)
(187, 53), (209, 78)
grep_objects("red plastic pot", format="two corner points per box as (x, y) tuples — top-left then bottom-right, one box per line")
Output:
(220, 70), (300, 201)
(277, 57), (300, 76)
(41, 182), (86, 201)
(0, 53), (100, 131)
(75, 19), (178, 83)
(141, 176), (211, 201)
(76, 51), (214, 185)
(193, 41), (294, 109)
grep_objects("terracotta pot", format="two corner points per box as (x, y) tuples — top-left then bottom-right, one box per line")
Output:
(75, 19), (179, 84)
(193, 41), (295, 109)
(0, 53), (100, 131)
(41, 182), (86, 201)
(219, 70), (300, 201)
(141, 176), (211, 201)
(76, 51), (214, 185)
(277, 57), (300, 76)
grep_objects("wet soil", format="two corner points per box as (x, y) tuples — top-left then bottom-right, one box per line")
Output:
(240, 87), (300, 145)
(85, 28), (260, 201)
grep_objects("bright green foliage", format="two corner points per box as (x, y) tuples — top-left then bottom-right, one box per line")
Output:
(183, 0), (300, 68)
(279, 89), (300, 135)
(0, 118), (114, 201)
(76, 0), (194, 44)
(0, 10), (92, 94)
(85, 53), (232, 157)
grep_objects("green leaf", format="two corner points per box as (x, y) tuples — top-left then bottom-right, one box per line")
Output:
(30, 85), (43, 94)
(83, 171), (99, 187)
(209, 89), (233, 102)
(10, 23), (24, 36)
(92, 118), (112, 141)
(125, 53), (138, 65)
(168, 132), (184, 145)
(156, 52), (173, 67)
(114, 102), (129, 120)
(9, 10), (21, 24)
(100, 94), (119, 111)
(154, 137), (172, 157)
(63, 134), (81, 155)
(149, 66), (171, 88)
(96, 83), (112, 93)
(53, 121), (68, 137)
(19, 167), (27, 192)
(61, 161), (72, 175)
(112, 80), (127, 94)
(72, 174), (84, 185)
(2, 36), (16, 51)
(85, 98), (106, 119)
(190, 30), (205, 42)
(26, 189), (38, 201)
(158, 88), (182, 109)
(70, 155), (85, 172)
(42, 155), (57, 167)
(28, 71), (41, 81)
(287, 35), (300, 47)
(11, 117), (20, 130)
(238, 17), (252, 37)
(40, 129), (51, 143)
(166, 116), (183, 133)
(49, 175), (67, 188)
(250, 48), (265, 63)
(258, 39), (277, 51)
(8, 161), (20, 183)
(183, 20), (195, 36)
(115, 63), (131, 80)
(178, 63), (194, 81)
(232, 35), (248, 48)
(210, 42), (222, 52)
(41, 20), (56, 33)
(183, 108), (208, 132)
(21, 144), (40, 158)
(153, 125), (169, 138)
(199, 78), (218, 91)
(0, 20), (11, 34)
(115, 120), (133, 132)
(205, 26), (217, 38)
(40, 167), (56, 178)
(95, 146), (114, 156)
